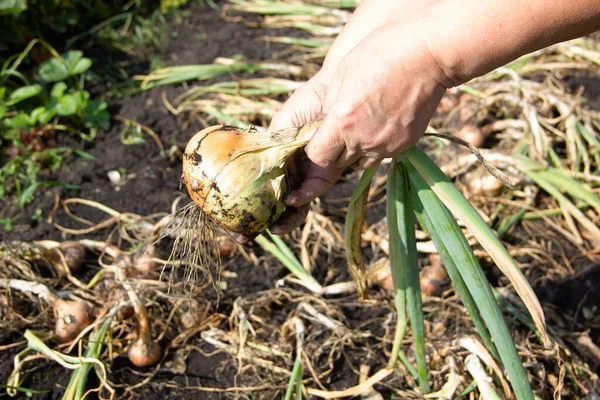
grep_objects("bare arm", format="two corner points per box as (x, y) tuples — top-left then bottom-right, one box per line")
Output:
(422, 0), (600, 87)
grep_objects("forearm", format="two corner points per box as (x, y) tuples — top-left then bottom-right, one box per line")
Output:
(321, 0), (442, 77)
(419, 0), (600, 86)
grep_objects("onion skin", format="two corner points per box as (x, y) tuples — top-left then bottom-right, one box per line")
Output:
(182, 122), (319, 235)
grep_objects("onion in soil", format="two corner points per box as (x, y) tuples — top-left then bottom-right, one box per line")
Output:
(455, 124), (487, 148)
(53, 299), (93, 343)
(465, 168), (505, 197)
(128, 336), (162, 368)
(181, 122), (321, 236)
(44, 241), (86, 276)
(420, 263), (450, 297)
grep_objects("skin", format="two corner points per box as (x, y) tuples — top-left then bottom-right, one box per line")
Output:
(265, 0), (600, 236)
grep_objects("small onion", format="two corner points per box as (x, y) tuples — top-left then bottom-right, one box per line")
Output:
(466, 169), (505, 198)
(132, 247), (160, 274)
(182, 122), (320, 236)
(216, 235), (236, 257)
(45, 241), (86, 276)
(419, 264), (449, 297)
(455, 124), (487, 148)
(128, 337), (162, 367)
(53, 299), (92, 343)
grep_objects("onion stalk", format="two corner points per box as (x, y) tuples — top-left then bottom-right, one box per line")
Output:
(182, 121), (321, 236)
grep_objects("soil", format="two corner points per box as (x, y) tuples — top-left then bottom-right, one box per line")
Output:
(1, 3), (600, 400)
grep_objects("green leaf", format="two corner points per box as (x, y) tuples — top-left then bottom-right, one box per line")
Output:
(0, 218), (13, 231)
(406, 161), (534, 400)
(82, 99), (110, 130)
(404, 147), (550, 347)
(39, 58), (70, 83)
(8, 112), (31, 128)
(18, 181), (38, 208)
(56, 94), (77, 116)
(71, 57), (92, 75)
(37, 108), (56, 126)
(6, 84), (42, 106)
(0, 0), (27, 16)
(387, 161), (429, 393)
(28, 106), (46, 125)
(51, 82), (68, 98)
(38, 51), (92, 82)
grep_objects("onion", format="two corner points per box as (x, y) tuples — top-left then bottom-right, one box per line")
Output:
(179, 299), (201, 331)
(132, 246), (160, 274)
(126, 290), (162, 367)
(44, 241), (86, 276)
(53, 299), (92, 343)
(128, 336), (162, 367)
(419, 264), (449, 297)
(216, 235), (236, 257)
(182, 122), (321, 236)
(455, 124), (487, 148)
(465, 168), (504, 197)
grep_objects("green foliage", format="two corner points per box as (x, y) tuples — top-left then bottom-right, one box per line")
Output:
(38, 50), (91, 82)
(161, 0), (190, 13)
(0, 41), (110, 218)
(0, 0), (27, 16)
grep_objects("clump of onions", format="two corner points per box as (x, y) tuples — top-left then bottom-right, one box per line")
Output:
(182, 122), (321, 236)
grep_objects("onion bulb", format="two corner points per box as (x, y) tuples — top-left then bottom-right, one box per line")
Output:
(465, 168), (504, 197)
(53, 299), (92, 343)
(182, 122), (321, 236)
(128, 336), (162, 367)
(44, 241), (86, 276)
(420, 264), (449, 297)
(455, 124), (487, 148)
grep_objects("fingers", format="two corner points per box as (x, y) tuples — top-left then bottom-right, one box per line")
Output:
(353, 156), (383, 170)
(269, 76), (329, 132)
(231, 232), (257, 245)
(304, 115), (345, 168)
(285, 160), (342, 207)
(269, 205), (310, 235)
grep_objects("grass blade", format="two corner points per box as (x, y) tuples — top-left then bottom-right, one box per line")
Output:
(404, 146), (550, 348)
(344, 167), (378, 299)
(405, 162), (534, 400)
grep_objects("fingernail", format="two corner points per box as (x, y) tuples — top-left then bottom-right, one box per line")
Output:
(269, 226), (283, 235)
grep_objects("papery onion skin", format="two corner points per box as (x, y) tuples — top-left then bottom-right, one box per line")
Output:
(182, 123), (319, 235)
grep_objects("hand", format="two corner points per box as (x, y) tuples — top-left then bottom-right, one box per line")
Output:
(267, 74), (343, 235)
(305, 21), (447, 170)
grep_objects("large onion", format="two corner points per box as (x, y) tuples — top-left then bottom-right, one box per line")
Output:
(182, 122), (320, 235)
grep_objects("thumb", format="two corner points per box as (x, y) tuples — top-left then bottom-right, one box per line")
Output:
(269, 78), (329, 132)
(305, 114), (345, 168)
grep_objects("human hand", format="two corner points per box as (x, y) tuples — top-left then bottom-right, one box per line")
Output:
(267, 74), (343, 235)
(305, 21), (447, 170)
